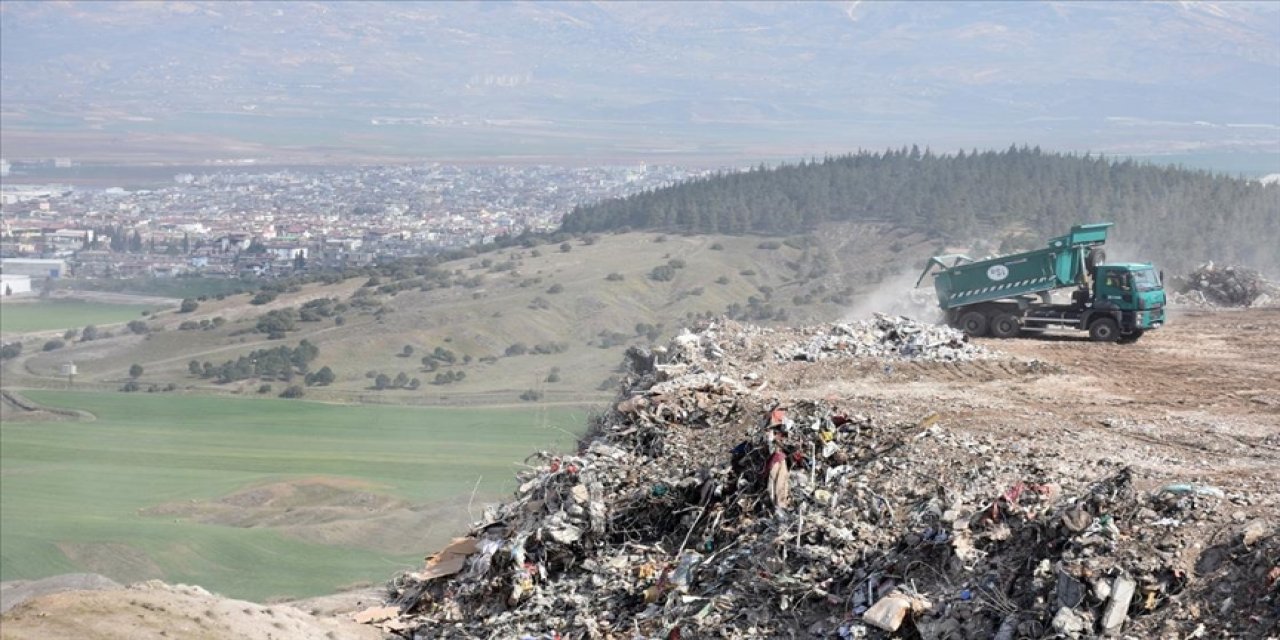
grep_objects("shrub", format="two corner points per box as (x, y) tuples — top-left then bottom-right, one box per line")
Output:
(649, 265), (676, 282)
(258, 383), (274, 394)
(559, 242), (572, 253)
(605, 272), (624, 281)
(250, 291), (277, 305)
(716, 275), (730, 285)
(519, 389), (544, 402)
(179, 298), (199, 313)
(709, 242), (724, 251)
(279, 385), (305, 399)
(120, 380), (140, 392)
(42, 339), (65, 352)
(0, 342), (21, 359)
(547, 283), (564, 294)
(126, 320), (149, 335)
(757, 240), (782, 250)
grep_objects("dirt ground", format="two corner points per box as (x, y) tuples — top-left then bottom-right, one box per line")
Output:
(0, 581), (382, 640)
(781, 308), (1280, 496)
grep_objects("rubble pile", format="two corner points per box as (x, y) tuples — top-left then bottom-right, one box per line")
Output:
(369, 322), (1277, 639)
(1170, 262), (1279, 308)
(781, 314), (988, 363)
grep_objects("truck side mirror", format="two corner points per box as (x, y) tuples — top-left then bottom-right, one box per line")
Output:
(1159, 270), (1164, 285)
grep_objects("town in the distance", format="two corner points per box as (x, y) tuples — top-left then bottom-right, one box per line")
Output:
(0, 159), (704, 288)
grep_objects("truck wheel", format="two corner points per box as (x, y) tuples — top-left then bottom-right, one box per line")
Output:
(1086, 247), (1106, 273)
(959, 311), (989, 337)
(1089, 317), (1120, 342)
(1119, 329), (1145, 344)
(990, 313), (1021, 339)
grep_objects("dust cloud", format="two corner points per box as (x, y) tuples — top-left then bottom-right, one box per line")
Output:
(843, 269), (943, 323)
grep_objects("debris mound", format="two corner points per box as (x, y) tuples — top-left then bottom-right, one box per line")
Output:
(781, 314), (987, 363)
(1170, 262), (1279, 308)
(369, 321), (1277, 639)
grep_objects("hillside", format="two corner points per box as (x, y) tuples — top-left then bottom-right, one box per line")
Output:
(562, 147), (1280, 274)
(4, 224), (936, 405)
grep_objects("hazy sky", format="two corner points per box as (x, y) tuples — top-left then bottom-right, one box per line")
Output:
(1, 1), (1277, 163)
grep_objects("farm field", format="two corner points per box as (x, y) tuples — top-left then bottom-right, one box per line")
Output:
(0, 390), (586, 601)
(0, 300), (156, 334)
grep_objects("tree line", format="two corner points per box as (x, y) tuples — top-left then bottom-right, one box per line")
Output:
(560, 146), (1280, 272)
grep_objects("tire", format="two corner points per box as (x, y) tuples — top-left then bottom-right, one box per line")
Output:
(990, 313), (1021, 339)
(1086, 247), (1106, 274)
(1119, 329), (1145, 344)
(1089, 317), (1120, 342)
(959, 311), (989, 337)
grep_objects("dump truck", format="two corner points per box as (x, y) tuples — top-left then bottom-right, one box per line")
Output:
(916, 222), (1166, 342)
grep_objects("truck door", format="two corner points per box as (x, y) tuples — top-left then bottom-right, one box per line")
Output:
(1097, 269), (1136, 309)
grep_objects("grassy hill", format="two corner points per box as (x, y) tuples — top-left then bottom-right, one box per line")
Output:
(6, 224), (936, 405)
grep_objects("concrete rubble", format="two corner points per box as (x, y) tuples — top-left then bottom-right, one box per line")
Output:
(780, 314), (989, 363)
(1170, 262), (1279, 308)
(358, 320), (1280, 639)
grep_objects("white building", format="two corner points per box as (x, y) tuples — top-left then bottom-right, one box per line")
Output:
(1, 273), (32, 296)
(0, 258), (66, 278)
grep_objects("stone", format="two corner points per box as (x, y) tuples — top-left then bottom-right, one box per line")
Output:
(1100, 572), (1136, 635)
(862, 593), (912, 632)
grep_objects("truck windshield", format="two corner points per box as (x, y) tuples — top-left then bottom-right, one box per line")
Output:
(1132, 269), (1160, 291)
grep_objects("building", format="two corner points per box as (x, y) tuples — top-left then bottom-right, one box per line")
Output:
(1, 273), (31, 296)
(0, 257), (66, 278)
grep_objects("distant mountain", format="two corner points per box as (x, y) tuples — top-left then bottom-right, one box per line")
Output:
(1, 1), (1277, 161)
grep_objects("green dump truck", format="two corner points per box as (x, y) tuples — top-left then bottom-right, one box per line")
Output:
(916, 222), (1166, 342)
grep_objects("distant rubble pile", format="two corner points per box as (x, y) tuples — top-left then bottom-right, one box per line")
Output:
(1170, 262), (1279, 308)
(358, 321), (1277, 639)
(780, 314), (988, 363)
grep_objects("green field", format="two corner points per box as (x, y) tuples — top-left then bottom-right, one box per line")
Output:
(0, 300), (156, 333)
(65, 276), (250, 300)
(0, 391), (585, 600)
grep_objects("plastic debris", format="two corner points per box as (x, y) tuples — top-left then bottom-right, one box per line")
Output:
(350, 319), (1279, 639)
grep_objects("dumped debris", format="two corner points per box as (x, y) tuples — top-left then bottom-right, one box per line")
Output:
(780, 314), (988, 363)
(368, 320), (1279, 639)
(1170, 262), (1279, 308)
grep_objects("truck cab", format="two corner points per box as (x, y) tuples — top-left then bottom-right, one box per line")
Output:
(1090, 263), (1166, 337)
